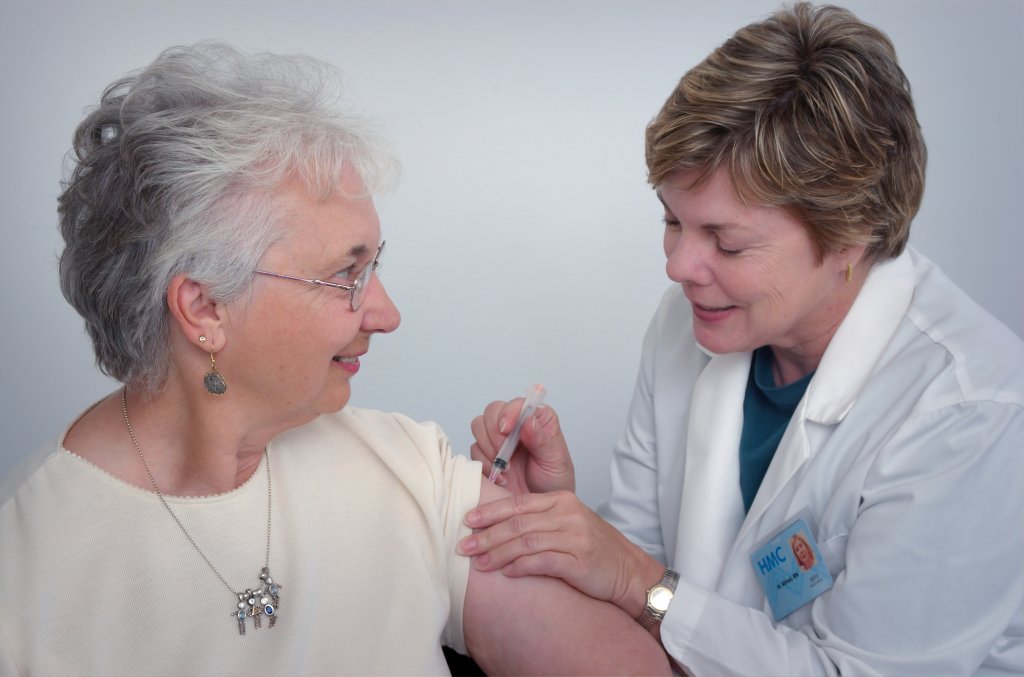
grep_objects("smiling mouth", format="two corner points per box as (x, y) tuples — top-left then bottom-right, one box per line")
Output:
(332, 356), (358, 364)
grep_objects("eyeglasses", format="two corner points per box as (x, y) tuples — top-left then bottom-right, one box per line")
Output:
(254, 241), (385, 311)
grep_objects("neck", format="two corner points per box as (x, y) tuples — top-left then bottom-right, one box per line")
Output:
(769, 274), (865, 386)
(120, 382), (271, 495)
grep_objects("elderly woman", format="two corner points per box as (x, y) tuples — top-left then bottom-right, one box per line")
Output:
(461, 4), (1024, 675)
(0, 42), (669, 676)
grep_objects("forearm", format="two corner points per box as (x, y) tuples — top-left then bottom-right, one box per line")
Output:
(464, 565), (671, 676)
(463, 478), (671, 675)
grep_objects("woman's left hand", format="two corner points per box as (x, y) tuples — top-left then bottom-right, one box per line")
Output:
(459, 491), (663, 617)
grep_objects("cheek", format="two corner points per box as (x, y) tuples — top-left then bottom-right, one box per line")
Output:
(737, 259), (797, 311)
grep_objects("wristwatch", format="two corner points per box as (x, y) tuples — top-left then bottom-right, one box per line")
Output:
(637, 568), (680, 630)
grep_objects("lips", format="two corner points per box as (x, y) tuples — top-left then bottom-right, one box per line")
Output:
(691, 301), (736, 323)
(332, 355), (361, 374)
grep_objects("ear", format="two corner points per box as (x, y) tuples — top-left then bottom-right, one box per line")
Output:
(167, 274), (226, 351)
(846, 243), (868, 267)
(832, 243), (869, 277)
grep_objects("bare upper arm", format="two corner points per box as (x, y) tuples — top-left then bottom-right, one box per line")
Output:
(462, 478), (670, 676)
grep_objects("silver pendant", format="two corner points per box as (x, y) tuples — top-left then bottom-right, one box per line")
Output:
(233, 566), (282, 635)
(204, 370), (227, 395)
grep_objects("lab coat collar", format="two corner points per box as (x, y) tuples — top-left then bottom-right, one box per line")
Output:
(674, 250), (915, 583)
(737, 249), (915, 539)
(803, 249), (915, 424)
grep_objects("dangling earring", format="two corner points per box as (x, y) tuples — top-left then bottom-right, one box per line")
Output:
(199, 335), (227, 395)
(845, 262), (853, 283)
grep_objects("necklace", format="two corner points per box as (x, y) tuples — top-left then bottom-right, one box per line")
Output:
(121, 386), (283, 635)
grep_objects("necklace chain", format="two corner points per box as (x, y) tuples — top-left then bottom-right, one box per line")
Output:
(121, 386), (279, 633)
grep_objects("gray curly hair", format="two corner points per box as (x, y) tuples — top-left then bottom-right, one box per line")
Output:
(58, 41), (397, 392)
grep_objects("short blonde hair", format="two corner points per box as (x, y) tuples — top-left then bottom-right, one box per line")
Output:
(645, 3), (926, 262)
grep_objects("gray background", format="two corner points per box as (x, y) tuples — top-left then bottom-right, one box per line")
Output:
(2, 0), (1022, 507)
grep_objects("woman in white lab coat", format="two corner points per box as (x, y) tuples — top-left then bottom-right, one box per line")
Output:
(459, 3), (1024, 675)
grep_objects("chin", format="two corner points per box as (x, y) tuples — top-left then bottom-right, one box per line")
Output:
(316, 385), (352, 415)
(694, 331), (736, 356)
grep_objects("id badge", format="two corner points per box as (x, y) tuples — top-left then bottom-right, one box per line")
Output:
(749, 511), (833, 620)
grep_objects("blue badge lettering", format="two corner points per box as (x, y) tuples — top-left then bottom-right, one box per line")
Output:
(756, 546), (788, 575)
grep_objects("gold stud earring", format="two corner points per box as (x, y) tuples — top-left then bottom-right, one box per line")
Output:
(846, 262), (853, 283)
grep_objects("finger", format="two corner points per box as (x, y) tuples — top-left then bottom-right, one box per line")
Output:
(533, 404), (561, 438)
(469, 442), (495, 475)
(499, 549), (580, 581)
(463, 491), (559, 530)
(495, 398), (528, 436)
(469, 423), (494, 461)
(517, 409), (550, 450)
(472, 402), (505, 452)
(460, 496), (575, 564)
(469, 527), (579, 573)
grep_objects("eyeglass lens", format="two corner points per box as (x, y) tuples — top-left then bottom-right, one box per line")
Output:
(351, 242), (384, 311)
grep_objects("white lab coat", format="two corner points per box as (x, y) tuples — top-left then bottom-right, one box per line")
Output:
(599, 248), (1024, 676)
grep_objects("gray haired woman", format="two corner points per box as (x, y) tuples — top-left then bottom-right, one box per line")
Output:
(0, 42), (669, 676)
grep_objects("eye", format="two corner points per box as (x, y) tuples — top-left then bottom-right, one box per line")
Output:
(716, 241), (742, 257)
(662, 216), (681, 230)
(331, 263), (362, 283)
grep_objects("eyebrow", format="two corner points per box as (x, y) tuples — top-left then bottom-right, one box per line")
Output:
(320, 243), (372, 274)
(347, 243), (370, 258)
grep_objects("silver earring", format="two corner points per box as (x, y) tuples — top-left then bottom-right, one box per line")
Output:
(201, 339), (227, 395)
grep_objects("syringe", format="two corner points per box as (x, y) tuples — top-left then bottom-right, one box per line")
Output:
(487, 384), (547, 484)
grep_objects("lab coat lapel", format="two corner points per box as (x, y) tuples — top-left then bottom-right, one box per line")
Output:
(737, 250), (917, 539)
(674, 351), (749, 590)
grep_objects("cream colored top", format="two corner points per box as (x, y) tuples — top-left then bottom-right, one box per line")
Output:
(0, 406), (481, 676)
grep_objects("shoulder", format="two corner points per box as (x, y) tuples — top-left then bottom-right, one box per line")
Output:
(275, 407), (480, 499)
(898, 250), (1024, 407)
(0, 434), (68, 512)
(281, 407), (446, 451)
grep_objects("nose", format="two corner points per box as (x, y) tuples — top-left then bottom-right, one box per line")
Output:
(665, 232), (713, 287)
(360, 273), (401, 333)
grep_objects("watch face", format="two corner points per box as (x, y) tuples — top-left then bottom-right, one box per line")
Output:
(650, 585), (674, 612)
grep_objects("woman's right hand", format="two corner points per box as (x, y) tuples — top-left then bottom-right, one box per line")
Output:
(470, 398), (575, 494)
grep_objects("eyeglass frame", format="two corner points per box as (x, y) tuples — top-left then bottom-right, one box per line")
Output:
(254, 240), (385, 312)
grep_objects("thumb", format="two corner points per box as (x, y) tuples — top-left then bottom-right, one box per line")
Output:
(519, 406), (572, 467)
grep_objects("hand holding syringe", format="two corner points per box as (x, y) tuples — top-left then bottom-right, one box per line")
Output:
(487, 384), (547, 484)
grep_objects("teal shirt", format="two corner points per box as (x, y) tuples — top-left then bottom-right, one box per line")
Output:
(739, 347), (813, 512)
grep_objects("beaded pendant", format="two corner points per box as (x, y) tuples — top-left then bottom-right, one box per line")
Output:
(234, 566), (282, 635)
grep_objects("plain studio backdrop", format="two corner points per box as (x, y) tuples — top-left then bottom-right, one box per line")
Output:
(1, 1), (1021, 507)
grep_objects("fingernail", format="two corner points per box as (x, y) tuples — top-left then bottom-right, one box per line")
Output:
(459, 536), (477, 554)
(497, 475), (507, 488)
(473, 554), (491, 569)
(464, 509), (481, 527)
(498, 417), (508, 434)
